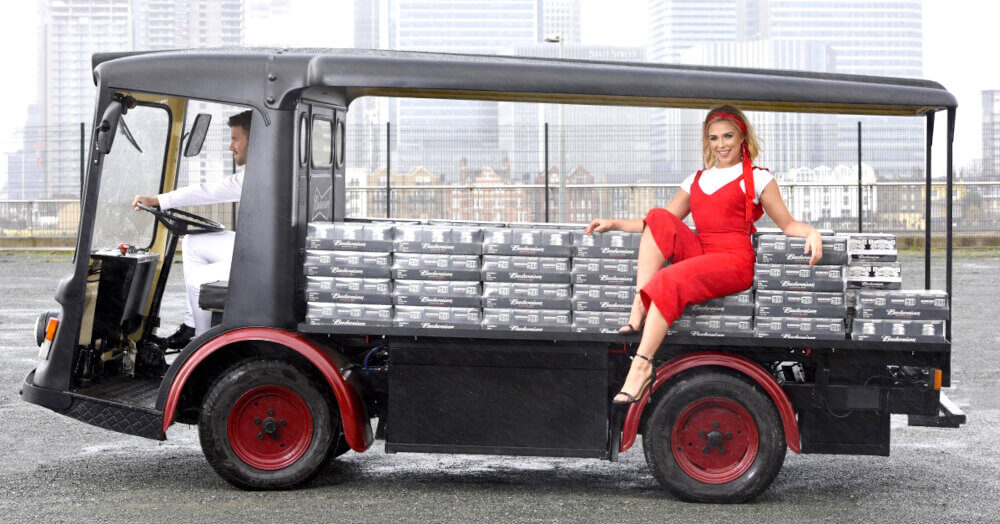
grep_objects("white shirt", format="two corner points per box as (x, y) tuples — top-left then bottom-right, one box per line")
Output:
(158, 169), (244, 210)
(680, 164), (775, 204)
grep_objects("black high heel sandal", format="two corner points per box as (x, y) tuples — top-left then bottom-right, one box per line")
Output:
(613, 354), (656, 405)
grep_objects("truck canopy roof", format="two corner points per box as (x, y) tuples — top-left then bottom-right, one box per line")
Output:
(94, 48), (956, 117)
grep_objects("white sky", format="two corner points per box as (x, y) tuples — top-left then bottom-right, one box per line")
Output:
(0, 0), (996, 175)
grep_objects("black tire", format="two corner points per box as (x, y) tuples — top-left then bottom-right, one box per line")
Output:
(198, 359), (337, 489)
(642, 370), (786, 503)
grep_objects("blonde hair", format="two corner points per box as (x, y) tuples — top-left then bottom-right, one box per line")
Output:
(701, 105), (761, 169)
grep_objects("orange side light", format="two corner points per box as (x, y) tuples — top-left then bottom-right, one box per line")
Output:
(45, 318), (58, 341)
(933, 369), (942, 391)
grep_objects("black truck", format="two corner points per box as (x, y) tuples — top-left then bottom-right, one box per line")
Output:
(21, 49), (964, 502)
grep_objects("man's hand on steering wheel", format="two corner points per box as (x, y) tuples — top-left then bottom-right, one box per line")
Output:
(133, 198), (225, 235)
(132, 195), (160, 210)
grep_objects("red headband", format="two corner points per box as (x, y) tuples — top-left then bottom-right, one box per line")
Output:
(706, 111), (747, 136)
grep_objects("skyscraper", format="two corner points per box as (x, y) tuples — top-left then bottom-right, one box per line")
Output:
(34, 0), (244, 199)
(40, 0), (133, 198)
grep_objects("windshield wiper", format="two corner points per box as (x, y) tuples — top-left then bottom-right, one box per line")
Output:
(117, 115), (143, 153)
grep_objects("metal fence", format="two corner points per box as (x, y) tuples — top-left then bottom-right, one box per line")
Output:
(3, 119), (998, 244)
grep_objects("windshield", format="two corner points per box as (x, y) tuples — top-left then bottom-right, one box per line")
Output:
(92, 103), (170, 251)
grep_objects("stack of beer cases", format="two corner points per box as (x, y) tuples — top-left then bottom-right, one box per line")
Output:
(303, 222), (395, 327)
(669, 289), (755, 337)
(569, 231), (641, 334)
(845, 233), (902, 292)
(847, 234), (948, 343)
(481, 226), (574, 332)
(391, 224), (484, 330)
(753, 234), (850, 340)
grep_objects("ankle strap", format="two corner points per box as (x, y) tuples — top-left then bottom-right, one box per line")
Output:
(632, 353), (653, 364)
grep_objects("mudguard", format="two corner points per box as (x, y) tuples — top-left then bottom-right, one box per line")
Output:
(620, 351), (800, 454)
(160, 327), (374, 452)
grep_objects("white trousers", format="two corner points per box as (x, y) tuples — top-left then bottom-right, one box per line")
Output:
(182, 230), (235, 335)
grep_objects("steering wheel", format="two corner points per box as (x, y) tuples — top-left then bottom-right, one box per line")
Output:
(136, 202), (225, 235)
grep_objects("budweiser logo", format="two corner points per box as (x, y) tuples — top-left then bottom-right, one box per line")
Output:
(781, 280), (814, 288)
(419, 270), (453, 278)
(511, 246), (544, 253)
(780, 333), (817, 339)
(601, 247), (635, 255)
(421, 322), (455, 329)
(510, 325), (544, 331)
(881, 335), (917, 342)
(510, 272), (543, 280)
(690, 331), (725, 337)
(511, 299), (543, 306)
(332, 240), (365, 248)
(782, 307), (815, 315)
(420, 297), (451, 304)
(332, 294), (364, 301)
(332, 318), (366, 326)
(421, 242), (455, 251)
(885, 308), (919, 316)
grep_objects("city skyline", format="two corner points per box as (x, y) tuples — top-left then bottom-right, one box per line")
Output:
(0, 0), (996, 197)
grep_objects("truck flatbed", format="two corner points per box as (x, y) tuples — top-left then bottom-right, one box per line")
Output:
(297, 322), (950, 353)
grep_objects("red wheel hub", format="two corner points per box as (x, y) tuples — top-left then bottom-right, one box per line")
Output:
(227, 385), (314, 470)
(670, 397), (759, 484)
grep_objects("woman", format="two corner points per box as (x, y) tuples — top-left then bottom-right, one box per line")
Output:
(584, 105), (823, 404)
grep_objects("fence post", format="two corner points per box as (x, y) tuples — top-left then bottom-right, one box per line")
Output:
(231, 154), (237, 228)
(857, 121), (863, 233)
(79, 122), (85, 201)
(386, 121), (391, 219)
(544, 122), (550, 222)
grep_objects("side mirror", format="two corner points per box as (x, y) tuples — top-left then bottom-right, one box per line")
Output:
(183, 113), (212, 157)
(95, 100), (123, 155)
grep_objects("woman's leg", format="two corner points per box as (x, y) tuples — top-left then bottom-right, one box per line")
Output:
(621, 226), (666, 331)
(615, 253), (754, 402)
(614, 301), (668, 402)
(621, 208), (702, 332)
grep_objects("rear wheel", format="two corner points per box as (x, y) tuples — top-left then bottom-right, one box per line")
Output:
(642, 370), (786, 503)
(199, 359), (337, 489)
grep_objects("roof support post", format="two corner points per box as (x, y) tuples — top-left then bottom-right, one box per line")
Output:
(857, 121), (863, 233)
(946, 108), (955, 341)
(925, 112), (934, 289)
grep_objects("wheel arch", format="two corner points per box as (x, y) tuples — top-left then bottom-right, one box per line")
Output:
(158, 327), (374, 452)
(621, 351), (800, 454)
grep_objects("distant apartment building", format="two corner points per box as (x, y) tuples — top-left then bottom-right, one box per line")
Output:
(498, 43), (651, 186)
(678, 40), (838, 175)
(27, 0), (243, 199)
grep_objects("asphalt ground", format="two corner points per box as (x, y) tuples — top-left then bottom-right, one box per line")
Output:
(0, 250), (997, 523)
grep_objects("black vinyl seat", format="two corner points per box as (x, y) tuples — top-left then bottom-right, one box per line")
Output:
(198, 280), (228, 311)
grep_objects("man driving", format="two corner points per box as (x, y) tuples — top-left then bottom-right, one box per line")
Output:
(132, 110), (250, 349)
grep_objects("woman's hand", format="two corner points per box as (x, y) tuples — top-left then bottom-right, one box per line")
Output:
(584, 218), (617, 235)
(804, 229), (823, 265)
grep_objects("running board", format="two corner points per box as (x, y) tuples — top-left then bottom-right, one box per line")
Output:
(907, 392), (966, 428)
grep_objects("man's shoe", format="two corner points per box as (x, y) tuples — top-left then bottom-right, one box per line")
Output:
(155, 323), (195, 349)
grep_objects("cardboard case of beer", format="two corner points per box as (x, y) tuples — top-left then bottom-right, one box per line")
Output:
(305, 276), (392, 304)
(854, 290), (949, 320)
(755, 290), (847, 319)
(753, 317), (846, 340)
(756, 234), (848, 265)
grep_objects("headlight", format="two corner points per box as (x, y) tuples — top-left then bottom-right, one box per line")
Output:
(34, 311), (57, 347)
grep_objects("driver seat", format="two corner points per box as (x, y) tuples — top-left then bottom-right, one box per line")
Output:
(199, 280), (228, 326)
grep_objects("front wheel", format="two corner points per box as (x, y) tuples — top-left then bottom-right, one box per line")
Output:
(198, 359), (337, 489)
(642, 370), (786, 503)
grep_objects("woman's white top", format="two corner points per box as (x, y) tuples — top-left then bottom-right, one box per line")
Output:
(679, 164), (775, 204)
(158, 169), (244, 210)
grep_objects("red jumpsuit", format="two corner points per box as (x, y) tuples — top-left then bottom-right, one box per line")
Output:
(639, 168), (765, 326)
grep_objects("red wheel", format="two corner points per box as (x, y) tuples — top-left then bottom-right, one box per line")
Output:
(227, 385), (315, 470)
(643, 370), (786, 503)
(669, 397), (759, 484)
(199, 359), (339, 489)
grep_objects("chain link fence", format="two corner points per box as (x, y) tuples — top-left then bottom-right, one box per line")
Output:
(3, 120), (997, 246)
